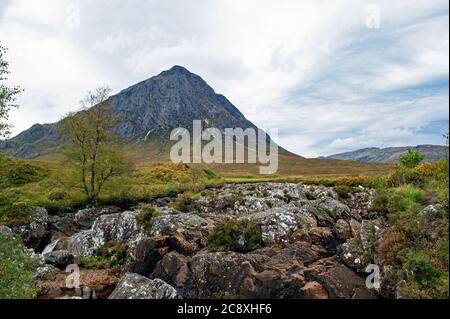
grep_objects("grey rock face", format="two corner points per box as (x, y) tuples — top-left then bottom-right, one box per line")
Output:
(151, 213), (214, 237)
(74, 207), (111, 228)
(244, 204), (317, 244)
(1, 66), (260, 159)
(14, 207), (49, 251)
(43, 250), (74, 269)
(57, 211), (145, 258)
(109, 273), (180, 299)
(0, 225), (12, 236)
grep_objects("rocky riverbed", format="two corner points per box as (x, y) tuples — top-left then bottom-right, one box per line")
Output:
(4, 182), (425, 299)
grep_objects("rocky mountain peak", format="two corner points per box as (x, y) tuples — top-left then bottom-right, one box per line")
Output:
(0, 66), (259, 158)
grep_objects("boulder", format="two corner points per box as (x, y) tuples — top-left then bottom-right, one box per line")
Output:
(313, 198), (351, 221)
(299, 281), (329, 299)
(57, 211), (145, 259)
(188, 251), (257, 299)
(49, 215), (79, 236)
(360, 219), (384, 250)
(0, 225), (12, 236)
(151, 213), (215, 237)
(126, 236), (170, 277)
(56, 230), (96, 259)
(244, 204), (317, 244)
(419, 204), (443, 224)
(109, 273), (180, 299)
(33, 264), (60, 280)
(43, 250), (74, 269)
(15, 207), (49, 251)
(74, 208), (101, 228)
(168, 233), (200, 255)
(307, 227), (339, 254)
(297, 203), (334, 227)
(91, 211), (145, 248)
(151, 251), (191, 289)
(304, 257), (377, 299)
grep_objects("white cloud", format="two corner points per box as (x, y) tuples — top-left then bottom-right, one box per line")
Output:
(0, 0), (448, 157)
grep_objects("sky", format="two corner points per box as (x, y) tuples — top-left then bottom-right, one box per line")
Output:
(0, 0), (448, 157)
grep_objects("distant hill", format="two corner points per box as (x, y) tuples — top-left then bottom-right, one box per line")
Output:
(322, 145), (449, 163)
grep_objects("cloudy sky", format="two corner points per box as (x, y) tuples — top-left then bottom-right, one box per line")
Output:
(0, 0), (448, 157)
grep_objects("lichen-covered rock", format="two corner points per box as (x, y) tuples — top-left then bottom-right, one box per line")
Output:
(339, 237), (365, 270)
(15, 207), (49, 251)
(34, 264), (60, 280)
(244, 204), (317, 244)
(313, 198), (351, 221)
(56, 230), (96, 259)
(419, 204), (443, 224)
(0, 225), (12, 236)
(109, 273), (180, 299)
(91, 211), (145, 248)
(360, 219), (384, 250)
(305, 185), (339, 200)
(57, 211), (145, 259)
(151, 213), (215, 238)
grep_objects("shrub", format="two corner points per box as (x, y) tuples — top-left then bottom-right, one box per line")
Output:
(335, 185), (356, 199)
(81, 242), (128, 269)
(80, 256), (110, 269)
(388, 166), (424, 187)
(399, 149), (425, 169)
(208, 219), (262, 252)
(136, 204), (159, 233)
(0, 233), (40, 299)
(404, 251), (440, 288)
(97, 242), (128, 266)
(171, 193), (197, 213)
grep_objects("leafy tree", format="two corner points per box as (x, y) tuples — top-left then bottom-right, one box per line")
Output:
(398, 149), (425, 168)
(59, 86), (129, 203)
(0, 43), (22, 140)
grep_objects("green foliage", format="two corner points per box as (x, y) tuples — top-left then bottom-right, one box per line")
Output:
(208, 219), (262, 252)
(136, 204), (160, 233)
(399, 149), (425, 169)
(0, 154), (48, 189)
(80, 242), (128, 269)
(404, 251), (440, 288)
(0, 44), (22, 139)
(171, 193), (198, 213)
(388, 166), (424, 187)
(59, 87), (130, 203)
(371, 152), (449, 299)
(0, 233), (40, 299)
(305, 191), (317, 201)
(334, 185), (356, 199)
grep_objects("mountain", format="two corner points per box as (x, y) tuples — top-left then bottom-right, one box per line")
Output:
(0, 65), (392, 176)
(322, 145), (449, 163)
(0, 66), (265, 159)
